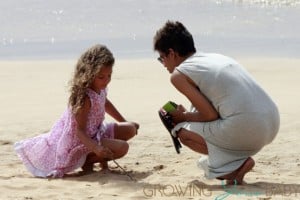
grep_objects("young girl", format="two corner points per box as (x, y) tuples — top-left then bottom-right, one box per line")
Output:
(14, 44), (139, 178)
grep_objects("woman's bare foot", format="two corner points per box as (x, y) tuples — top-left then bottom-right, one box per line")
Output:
(217, 157), (255, 185)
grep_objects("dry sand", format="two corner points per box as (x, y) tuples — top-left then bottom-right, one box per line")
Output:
(1, 58), (300, 200)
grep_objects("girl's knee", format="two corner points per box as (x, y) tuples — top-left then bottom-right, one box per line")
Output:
(128, 123), (138, 138)
(122, 122), (137, 139)
(118, 142), (129, 158)
(114, 122), (137, 141)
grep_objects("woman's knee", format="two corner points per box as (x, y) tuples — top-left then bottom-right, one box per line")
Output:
(177, 128), (208, 154)
(178, 129), (205, 142)
(177, 129), (191, 143)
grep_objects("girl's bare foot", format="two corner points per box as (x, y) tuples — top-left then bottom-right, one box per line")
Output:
(81, 162), (94, 173)
(217, 157), (255, 185)
(99, 161), (111, 173)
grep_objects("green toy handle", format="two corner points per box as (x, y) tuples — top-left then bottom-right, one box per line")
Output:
(162, 101), (178, 112)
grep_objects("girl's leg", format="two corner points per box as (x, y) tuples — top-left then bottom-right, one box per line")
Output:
(101, 138), (129, 160)
(177, 128), (208, 154)
(114, 122), (137, 141)
(82, 138), (129, 172)
(82, 152), (100, 172)
(82, 122), (136, 172)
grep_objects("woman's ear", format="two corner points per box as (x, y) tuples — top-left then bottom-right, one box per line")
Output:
(168, 48), (175, 58)
(168, 48), (180, 60)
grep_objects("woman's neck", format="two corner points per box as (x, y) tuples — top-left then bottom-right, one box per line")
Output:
(176, 52), (195, 66)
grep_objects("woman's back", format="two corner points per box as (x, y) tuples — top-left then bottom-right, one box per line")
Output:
(177, 53), (278, 120)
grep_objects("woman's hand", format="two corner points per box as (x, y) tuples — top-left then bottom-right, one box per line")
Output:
(169, 104), (187, 124)
(171, 71), (219, 122)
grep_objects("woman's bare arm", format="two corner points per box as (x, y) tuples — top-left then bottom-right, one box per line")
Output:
(170, 70), (219, 122)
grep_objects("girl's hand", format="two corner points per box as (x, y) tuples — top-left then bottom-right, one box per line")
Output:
(127, 121), (139, 135)
(131, 122), (140, 130)
(94, 146), (113, 159)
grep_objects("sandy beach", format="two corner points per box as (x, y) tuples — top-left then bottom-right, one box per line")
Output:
(1, 0), (300, 199)
(0, 57), (299, 200)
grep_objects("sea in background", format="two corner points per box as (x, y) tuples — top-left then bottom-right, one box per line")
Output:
(0, 0), (299, 60)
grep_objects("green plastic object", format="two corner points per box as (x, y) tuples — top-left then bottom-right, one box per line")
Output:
(162, 101), (177, 112)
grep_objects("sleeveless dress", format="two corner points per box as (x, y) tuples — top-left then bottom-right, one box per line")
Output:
(172, 53), (280, 179)
(14, 88), (114, 178)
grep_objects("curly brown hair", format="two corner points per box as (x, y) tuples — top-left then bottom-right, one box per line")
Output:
(68, 44), (114, 114)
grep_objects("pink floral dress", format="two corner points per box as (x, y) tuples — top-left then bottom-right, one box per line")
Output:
(14, 88), (114, 178)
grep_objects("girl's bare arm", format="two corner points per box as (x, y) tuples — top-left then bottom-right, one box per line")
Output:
(75, 97), (112, 157)
(105, 98), (126, 122)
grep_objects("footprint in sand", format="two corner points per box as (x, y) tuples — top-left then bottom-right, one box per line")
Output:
(153, 164), (165, 171)
(0, 140), (12, 145)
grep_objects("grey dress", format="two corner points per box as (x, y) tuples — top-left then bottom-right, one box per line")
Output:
(172, 53), (280, 179)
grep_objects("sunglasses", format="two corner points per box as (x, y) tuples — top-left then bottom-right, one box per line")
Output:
(157, 56), (164, 63)
(157, 51), (169, 64)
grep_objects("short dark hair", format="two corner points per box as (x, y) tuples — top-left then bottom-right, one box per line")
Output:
(153, 21), (196, 56)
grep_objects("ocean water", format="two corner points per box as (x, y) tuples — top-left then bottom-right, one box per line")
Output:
(0, 0), (299, 59)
